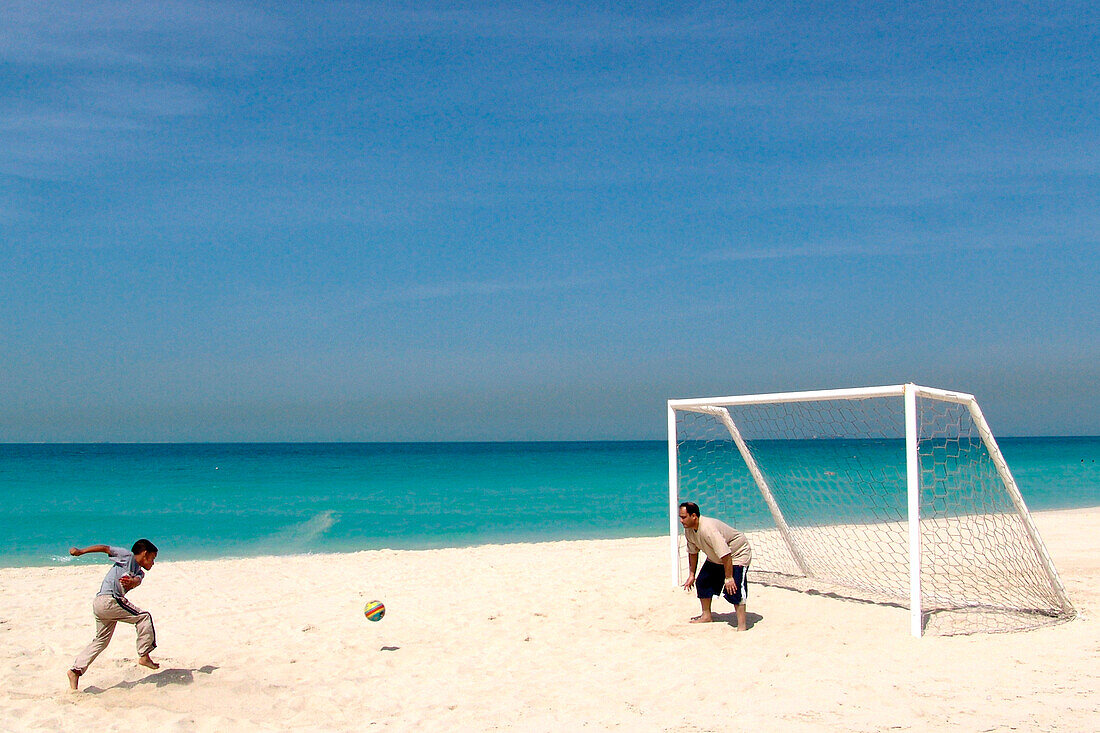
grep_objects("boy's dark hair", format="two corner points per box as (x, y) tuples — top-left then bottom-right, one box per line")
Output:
(679, 501), (701, 517)
(132, 539), (158, 555)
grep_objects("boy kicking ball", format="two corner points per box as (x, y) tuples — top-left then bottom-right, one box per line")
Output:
(67, 539), (160, 690)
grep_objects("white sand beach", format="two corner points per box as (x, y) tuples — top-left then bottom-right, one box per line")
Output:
(2, 507), (1097, 731)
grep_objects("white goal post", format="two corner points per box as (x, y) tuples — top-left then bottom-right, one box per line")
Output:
(667, 384), (1075, 636)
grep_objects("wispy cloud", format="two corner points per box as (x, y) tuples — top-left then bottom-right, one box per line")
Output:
(702, 243), (887, 263)
(0, 2), (282, 178)
(322, 2), (763, 44)
(0, 1), (281, 68)
(356, 268), (638, 307)
(699, 226), (1088, 265)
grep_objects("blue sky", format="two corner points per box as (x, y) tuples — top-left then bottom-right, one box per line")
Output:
(1, 1), (1097, 441)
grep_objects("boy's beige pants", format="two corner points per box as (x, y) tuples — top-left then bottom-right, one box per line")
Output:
(72, 594), (156, 673)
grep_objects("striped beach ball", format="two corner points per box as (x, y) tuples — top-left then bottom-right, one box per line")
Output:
(363, 600), (385, 622)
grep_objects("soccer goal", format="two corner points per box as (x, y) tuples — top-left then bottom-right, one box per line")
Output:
(667, 384), (1075, 636)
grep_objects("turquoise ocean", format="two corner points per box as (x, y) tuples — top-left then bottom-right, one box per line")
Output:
(1, 438), (1097, 568)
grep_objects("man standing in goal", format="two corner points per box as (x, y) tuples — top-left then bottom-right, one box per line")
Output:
(679, 501), (752, 630)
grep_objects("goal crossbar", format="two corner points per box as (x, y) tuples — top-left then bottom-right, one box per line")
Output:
(668, 383), (975, 409)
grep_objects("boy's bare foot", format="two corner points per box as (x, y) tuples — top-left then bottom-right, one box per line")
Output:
(689, 614), (713, 623)
(67, 668), (81, 690)
(137, 655), (160, 670)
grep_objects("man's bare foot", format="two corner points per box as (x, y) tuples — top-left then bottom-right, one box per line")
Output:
(67, 668), (81, 690)
(137, 655), (160, 670)
(689, 614), (713, 623)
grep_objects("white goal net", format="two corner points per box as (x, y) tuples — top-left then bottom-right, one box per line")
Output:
(667, 384), (1075, 636)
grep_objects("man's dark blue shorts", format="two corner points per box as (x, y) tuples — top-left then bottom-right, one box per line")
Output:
(697, 560), (748, 605)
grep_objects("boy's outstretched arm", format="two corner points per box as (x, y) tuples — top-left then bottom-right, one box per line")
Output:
(69, 545), (111, 557)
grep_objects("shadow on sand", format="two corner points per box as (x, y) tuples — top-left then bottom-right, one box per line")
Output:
(85, 665), (218, 693)
(706, 611), (763, 630)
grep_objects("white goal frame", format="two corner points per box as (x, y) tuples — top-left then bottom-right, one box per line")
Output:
(667, 383), (1074, 637)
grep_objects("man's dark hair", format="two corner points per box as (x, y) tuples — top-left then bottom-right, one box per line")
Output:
(679, 501), (700, 517)
(132, 539), (158, 555)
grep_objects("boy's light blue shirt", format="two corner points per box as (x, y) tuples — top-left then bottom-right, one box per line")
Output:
(96, 546), (145, 598)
